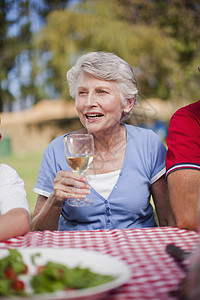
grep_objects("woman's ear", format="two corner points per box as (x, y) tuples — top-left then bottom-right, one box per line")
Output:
(124, 97), (135, 114)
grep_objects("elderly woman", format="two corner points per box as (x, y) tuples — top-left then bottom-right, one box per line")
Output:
(31, 51), (176, 231)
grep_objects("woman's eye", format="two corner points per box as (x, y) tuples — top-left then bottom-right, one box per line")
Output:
(97, 90), (106, 94)
(78, 91), (86, 95)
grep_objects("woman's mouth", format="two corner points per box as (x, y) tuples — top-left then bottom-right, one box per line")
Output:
(85, 113), (104, 120)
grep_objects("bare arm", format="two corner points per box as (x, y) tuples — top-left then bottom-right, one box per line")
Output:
(151, 175), (176, 227)
(0, 208), (30, 241)
(31, 170), (90, 231)
(31, 194), (63, 231)
(167, 169), (200, 230)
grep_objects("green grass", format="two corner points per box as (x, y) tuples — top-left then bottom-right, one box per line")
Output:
(3, 152), (43, 214)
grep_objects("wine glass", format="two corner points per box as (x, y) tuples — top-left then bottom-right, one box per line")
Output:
(63, 133), (94, 207)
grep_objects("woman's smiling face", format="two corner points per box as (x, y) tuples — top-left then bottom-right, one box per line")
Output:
(75, 71), (126, 135)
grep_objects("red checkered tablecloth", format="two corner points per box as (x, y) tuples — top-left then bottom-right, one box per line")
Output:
(0, 227), (199, 300)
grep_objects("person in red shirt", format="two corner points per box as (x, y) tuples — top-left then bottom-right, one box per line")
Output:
(166, 100), (200, 230)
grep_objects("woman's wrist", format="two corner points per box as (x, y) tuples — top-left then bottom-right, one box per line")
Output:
(48, 192), (64, 210)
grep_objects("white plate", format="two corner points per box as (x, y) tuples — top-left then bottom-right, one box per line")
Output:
(0, 248), (132, 300)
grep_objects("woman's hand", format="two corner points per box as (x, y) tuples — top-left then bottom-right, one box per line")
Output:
(31, 171), (91, 231)
(53, 170), (91, 203)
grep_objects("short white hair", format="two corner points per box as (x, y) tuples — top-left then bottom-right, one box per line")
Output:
(66, 51), (138, 104)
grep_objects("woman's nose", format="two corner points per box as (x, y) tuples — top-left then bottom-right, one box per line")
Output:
(85, 93), (97, 106)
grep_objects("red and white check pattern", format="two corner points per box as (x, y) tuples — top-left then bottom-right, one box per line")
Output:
(0, 227), (198, 300)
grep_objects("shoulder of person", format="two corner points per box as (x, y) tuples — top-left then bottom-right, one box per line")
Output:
(172, 100), (200, 120)
(0, 163), (23, 183)
(169, 102), (200, 135)
(0, 163), (18, 175)
(125, 123), (162, 139)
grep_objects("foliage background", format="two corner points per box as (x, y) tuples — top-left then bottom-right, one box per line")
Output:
(0, 0), (200, 112)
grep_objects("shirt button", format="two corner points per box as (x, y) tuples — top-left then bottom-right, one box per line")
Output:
(104, 200), (108, 204)
(106, 207), (110, 211)
(107, 219), (111, 223)
(107, 213), (111, 216)
(114, 186), (117, 189)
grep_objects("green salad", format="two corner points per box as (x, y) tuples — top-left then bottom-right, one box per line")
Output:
(0, 249), (114, 297)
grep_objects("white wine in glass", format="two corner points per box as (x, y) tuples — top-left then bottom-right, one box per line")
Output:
(63, 133), (94, 207)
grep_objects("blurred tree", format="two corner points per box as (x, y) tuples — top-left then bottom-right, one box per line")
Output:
(115, 0), (200, 101)
(34, 0), (181, 101)
(0, 0), (17, 112)
(0, 0), (70, 112)
(115, 0), (200, 61)
(1, 0), (200, 111)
